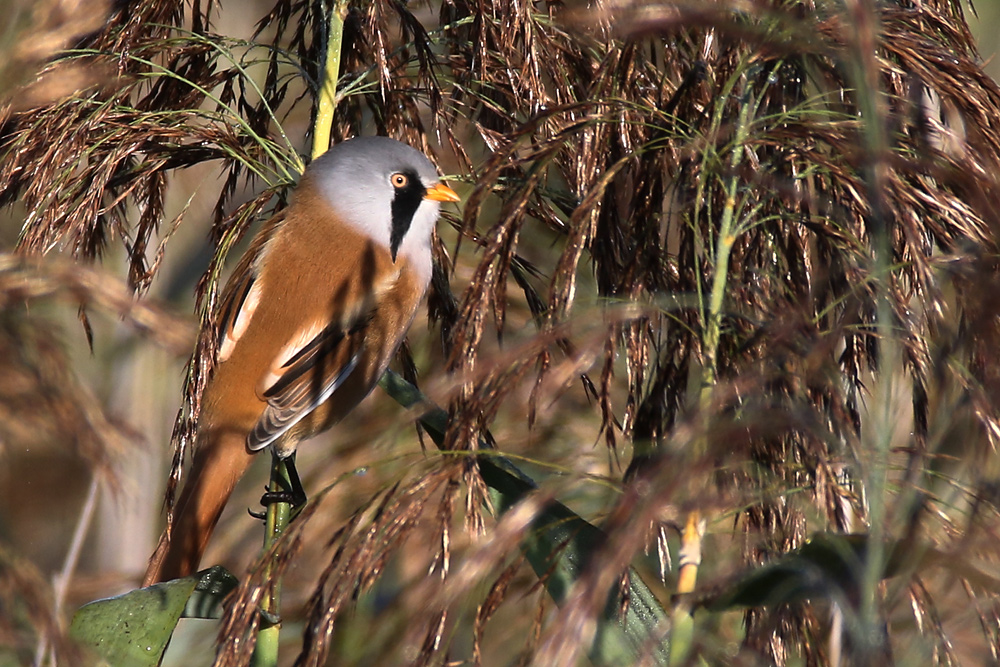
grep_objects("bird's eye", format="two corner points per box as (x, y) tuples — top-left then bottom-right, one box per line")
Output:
(391, 173), (409, 188)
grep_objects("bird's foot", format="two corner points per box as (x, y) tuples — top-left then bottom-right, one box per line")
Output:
(249, 453), (308, 521)
(259, 487), (307, 508)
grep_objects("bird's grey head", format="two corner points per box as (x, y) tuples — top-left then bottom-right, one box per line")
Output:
(306, 137), (449, 275)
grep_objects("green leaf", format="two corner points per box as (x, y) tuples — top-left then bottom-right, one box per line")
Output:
(703, 533), (869, 611)
(69, 566), (238, 666)
(380, 370), (670, 665)
(183, 565), (240, 619)
(70, 579), (195, 666)
(479, 458), (670, 665)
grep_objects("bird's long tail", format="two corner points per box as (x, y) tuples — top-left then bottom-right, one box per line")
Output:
(143, 430), (254, 586)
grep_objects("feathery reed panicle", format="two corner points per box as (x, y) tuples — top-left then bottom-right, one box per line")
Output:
(433, 0), (1000, 662)
(5, 0), (1000, 663)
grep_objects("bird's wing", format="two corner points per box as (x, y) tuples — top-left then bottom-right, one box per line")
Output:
(214, 210), (285, 363)
(216, 269), (260, 362)
(247, 312), (372, 451)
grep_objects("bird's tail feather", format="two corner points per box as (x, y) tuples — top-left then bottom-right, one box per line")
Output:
(142, 430), (254, 587)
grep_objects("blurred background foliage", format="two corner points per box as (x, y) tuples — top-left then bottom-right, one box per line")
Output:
(3, 0), (1000, 664)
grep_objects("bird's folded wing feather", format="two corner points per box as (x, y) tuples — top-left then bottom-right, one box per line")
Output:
(247, 314), (372, 451)
(216, 270), (259, 362)
(215, 210), (285, 363)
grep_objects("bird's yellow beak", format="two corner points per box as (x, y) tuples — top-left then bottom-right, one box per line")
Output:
(424, 182), (461, 203)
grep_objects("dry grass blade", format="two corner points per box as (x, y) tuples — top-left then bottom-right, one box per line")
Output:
(0, 0), (114, 109)
(0, 546), (85, 666)
(212, 464), (463, 667)
(0, 253), (193, 493)
(0, 254), (195, 354)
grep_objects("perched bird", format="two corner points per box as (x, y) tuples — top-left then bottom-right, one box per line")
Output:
(143, 137), (459, 586)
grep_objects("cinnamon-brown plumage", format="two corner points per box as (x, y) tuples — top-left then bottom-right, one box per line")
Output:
(143, 138), (458, 585)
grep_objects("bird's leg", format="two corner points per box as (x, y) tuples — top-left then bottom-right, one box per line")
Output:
(255, 453), (307, 514)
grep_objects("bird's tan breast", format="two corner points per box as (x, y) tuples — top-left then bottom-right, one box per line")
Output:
(200, 192), (429, 446)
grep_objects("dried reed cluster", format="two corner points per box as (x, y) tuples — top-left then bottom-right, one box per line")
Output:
(3, 0), (1000, 664)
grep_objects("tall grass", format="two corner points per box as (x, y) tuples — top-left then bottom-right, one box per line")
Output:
(3, 0), (1000, 664)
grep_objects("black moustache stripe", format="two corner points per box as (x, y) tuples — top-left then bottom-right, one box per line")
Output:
(389, 170), (425, 261)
